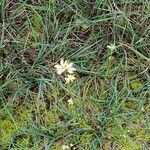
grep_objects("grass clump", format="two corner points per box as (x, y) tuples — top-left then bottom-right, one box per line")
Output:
(0, 0), (150, 149)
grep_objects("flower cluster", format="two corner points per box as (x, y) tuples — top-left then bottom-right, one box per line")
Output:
(54, 59), (76, 84)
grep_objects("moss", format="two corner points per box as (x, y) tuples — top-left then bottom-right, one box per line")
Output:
(80, 133), (93, 146)
(124, 99), (137, 110)
(44, 108), (61, 126)
(131, 81), (142, 90)
(0, 120), (16, 146)
(14, 104), (34, 128)
(31, 15), (43, 32)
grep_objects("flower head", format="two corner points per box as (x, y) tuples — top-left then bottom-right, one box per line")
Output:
(66, 62), (76, 74)
(67, 98), (74, 105)
(62, 145), (70, 150)
(65, 74), (76, 84)
(107, 44), (116, 51)
(54, 59), (67, 74)
(54, 59), (76, 75)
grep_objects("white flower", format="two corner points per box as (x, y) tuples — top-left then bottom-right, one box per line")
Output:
(65, 74), (76, 84)
(62, 145), (70, 150)
(66, 62), (76, 74)
(67, 98), (74, 105)
(54, 59), (66, 74)
(54, 59), (76, 75)
(107, 44), (116, 51)
(141, 106), (144, 112)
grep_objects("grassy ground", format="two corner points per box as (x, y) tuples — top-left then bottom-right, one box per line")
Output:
(0, 0), (150, 149)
